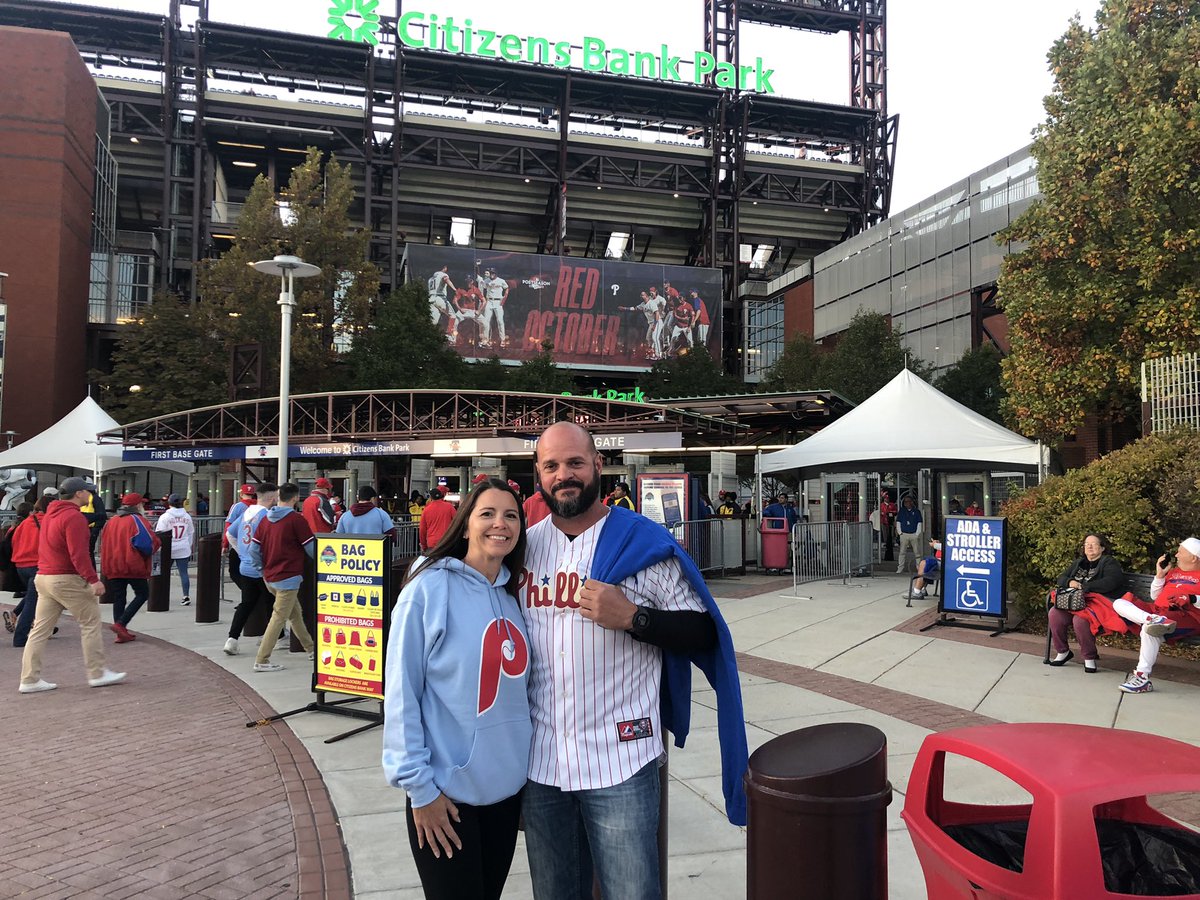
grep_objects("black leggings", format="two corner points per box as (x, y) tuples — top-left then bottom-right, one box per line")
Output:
(406, 792), (522, 900)
(228, 576), (270, 639)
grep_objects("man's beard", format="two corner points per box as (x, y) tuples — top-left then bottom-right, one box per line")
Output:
(545, 470), (601, 519)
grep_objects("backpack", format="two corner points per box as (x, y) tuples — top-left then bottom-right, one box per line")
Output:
(130, 515), (155, 557)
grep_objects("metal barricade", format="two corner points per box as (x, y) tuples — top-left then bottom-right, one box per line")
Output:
(792, 521), (874, 588)
(667, 518), (747, 575)
(391, 520), (422, 559)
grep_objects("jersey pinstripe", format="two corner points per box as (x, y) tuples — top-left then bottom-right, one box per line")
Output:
(518, 512), (705, 790)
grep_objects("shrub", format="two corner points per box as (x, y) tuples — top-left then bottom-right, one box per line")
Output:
(1003, 429), (1200, 618)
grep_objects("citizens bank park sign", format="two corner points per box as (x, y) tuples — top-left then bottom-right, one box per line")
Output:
(325, 3), (778, 93)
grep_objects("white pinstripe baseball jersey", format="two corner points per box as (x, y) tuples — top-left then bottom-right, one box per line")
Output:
(518, 512), (706, 790)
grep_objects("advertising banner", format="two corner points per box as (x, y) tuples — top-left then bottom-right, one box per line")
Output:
(637, 473), (689, 527)
(408, 244), (722, 372)
(314, 534), (392, 700)
(938, 516), (1008, 620)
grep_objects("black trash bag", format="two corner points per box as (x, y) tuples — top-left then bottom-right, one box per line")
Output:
(1097, 818), (1200, 895)
(942, 821), (1030, 874)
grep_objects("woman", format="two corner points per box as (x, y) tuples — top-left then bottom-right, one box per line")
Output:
(383, 478), (530, 900)
(1047, 533), (1172, 674)
(9, 497), (49, 647)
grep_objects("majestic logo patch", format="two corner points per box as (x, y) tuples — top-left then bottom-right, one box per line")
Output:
(616, 717), (653, 742)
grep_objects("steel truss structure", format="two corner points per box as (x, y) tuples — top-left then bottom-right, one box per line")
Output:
(106, 389), (745, 448)
(0, 0), (894, 367)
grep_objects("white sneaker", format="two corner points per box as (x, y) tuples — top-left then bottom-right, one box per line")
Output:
(88, 669), (126, 688)
(181, 596), (191, 606)
(18, 679), (57, 694)
(223, 637), (238, 656)
(1143, 615), (1177, 638)
(253, 662), (284, 672)
(276, 631), (290, 647)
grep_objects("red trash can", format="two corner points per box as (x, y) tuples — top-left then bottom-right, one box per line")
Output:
(760, 517), (790, 573)
(902, 722), (1200, 899)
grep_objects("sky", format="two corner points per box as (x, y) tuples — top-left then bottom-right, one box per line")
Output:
(57, 0), (1093, 214)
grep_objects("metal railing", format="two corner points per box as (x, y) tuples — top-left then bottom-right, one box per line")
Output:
(667, 517), (749, 574)
(792, 521), (874, 588)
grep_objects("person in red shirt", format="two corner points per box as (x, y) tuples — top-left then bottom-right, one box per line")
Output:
(523, 484), (552, 527)
(302, 477), (336, 536)
(18, 476), (125, 693)
(965, 500), (984, 516)
(8, 498), (47, 647)
(419, 487), (457, 551)
(101, 493), (162, 643)
(249, 482), (317, 672)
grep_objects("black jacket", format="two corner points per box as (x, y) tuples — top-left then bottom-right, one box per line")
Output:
(1056, 554), (1124, 597)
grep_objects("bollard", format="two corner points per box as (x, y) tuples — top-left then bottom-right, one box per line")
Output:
(745, 723), (892, 900)
(147, 535), (172, 611)
(194, 533), (222, 624)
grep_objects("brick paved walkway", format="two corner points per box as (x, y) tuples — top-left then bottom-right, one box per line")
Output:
(1, 607), (351, 899)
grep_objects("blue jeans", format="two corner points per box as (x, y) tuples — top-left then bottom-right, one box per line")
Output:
(12, 566), (38, 647)
(522, 760), (661, 900)
(108, 577), (150, 627)
(173, 558), (191, 597)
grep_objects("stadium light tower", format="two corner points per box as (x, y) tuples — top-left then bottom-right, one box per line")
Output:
(250, 255), (321, 482)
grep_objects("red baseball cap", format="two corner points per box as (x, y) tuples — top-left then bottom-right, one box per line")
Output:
(472, 473), (489, 485)
(315, 477), (333, 490)
(507, 480), (521, 494)
(121, 492), (145, 507)
(240, 483), (257, 496)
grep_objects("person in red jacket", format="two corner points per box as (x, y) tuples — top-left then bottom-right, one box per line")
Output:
(101, 493), (162, 643)
(9, 498), (46, 647)
(18, 476), (125, 693)
(523, 484), (552, 527)
(419, 487), (456, 551)
(302, 477), (336, 536)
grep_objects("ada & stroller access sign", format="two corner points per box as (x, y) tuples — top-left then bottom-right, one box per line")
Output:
(939, 516), (1007, 620)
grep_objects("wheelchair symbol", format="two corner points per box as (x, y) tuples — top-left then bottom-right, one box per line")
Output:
(955, 578), (988, 610)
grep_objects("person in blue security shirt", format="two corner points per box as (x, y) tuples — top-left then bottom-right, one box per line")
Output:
(895, 494), (924, 574)
(383, 478), (531, 900)
(335, 485), (398, 544)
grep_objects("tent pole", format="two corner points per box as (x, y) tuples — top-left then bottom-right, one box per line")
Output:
(755, 450), (762, 518)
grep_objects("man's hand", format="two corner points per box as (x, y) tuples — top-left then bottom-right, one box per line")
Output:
(578, 579), (637, 631)
(90, 581), (105, 598)
(411, 793), (462, 859)
(1157, 554), (1172, 578)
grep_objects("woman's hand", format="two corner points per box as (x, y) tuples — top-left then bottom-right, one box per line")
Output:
(412, 793), (462, 859)
(1068, 580), (1083, 590)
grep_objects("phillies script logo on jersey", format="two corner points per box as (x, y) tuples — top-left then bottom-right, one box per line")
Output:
(516, 567), (582, 609)
(478, 620), (529, 715)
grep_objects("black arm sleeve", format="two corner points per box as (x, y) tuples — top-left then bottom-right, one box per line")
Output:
(1087, 555), (1126, 596)
(629, 607), (718, 654)
(1056, 558), (1082, 589)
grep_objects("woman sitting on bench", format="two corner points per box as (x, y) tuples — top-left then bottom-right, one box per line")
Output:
(1048, 533), (1175, 690)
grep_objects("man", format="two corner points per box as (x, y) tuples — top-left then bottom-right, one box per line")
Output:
(668, 294), (696, 352)
(619, 288), (665, 360)
(691, 288), (711, 347)
(418, 487), (456, 551)
(520, 422), (747, 899)
(248, 483), (316, 672)
(762, 494), (796, 530)
(102, 493), (162, 642)
(80, 485), (107, 564)
(717, 492), (739, 517)
(450, 275), (485, 345)
(223, 483), (278, 656)
(896, 495), (924, 574)
(224, 483), (256, 590)
(335, 485), (397, 543)
(155, 493), (195, 605)
(965, 499), (984, 516)
(427, 264), (456, 329)
(302, 477), (336, 536)
(479, 268), (510, 348)
(18, 476), (125, 693)
(604, 480), (634, 510)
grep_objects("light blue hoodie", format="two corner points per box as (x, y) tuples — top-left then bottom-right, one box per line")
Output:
(383, 557), (532, 808)
(226, 504), (269, 579)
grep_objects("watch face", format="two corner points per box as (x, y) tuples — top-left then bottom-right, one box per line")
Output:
(634, 609), (651, 630)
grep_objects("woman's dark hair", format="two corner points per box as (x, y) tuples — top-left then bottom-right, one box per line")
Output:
(1082, 532), (1111, 555)
(405, 478), (526, 600)
(33, 495), (52, 513)
(14, 501), (32, 520)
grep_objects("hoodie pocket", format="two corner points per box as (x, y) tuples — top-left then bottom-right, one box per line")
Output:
(443, 717), (532, 806)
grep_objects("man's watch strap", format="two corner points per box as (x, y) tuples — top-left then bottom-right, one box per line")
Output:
(629, 605), (652, 637)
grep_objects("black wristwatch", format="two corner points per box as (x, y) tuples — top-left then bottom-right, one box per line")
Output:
(629, 605), (652, 637)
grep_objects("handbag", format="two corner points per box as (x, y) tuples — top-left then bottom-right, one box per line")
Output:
(1053, 586), (1086, 612)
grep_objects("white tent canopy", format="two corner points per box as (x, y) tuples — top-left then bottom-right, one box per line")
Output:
(761, 369), (1043, 475)
(0, 397), (191, 476)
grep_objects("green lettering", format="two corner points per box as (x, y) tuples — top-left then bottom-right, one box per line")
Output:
(714, 60), (738, 89)
(582, 36), (606, 71)
(609, 47), (631, 75)
(660, 45), (682, 80)
(634, 50), (657, 78)
(397, 11), (425, 49)
(477, 28), (497, 57)
(553, 40), (572, 67)
(693, 50), (715, 82)
(499, 33), (522, 61)
(754, 58), (776, 93)
(527, 36), (551, 64)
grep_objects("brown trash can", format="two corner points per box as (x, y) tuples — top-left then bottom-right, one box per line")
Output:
(745, 722), (892, 900)
(194, 533), (222, 624)
(147, 537), (172, 611)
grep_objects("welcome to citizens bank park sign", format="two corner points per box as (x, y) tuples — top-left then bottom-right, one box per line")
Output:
(326, 2), (778, 93)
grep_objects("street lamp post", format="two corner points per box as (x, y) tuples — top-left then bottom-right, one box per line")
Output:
(250, 255), (321, 483)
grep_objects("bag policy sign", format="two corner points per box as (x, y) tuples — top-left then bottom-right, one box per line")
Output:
(314, 535), (391, 701)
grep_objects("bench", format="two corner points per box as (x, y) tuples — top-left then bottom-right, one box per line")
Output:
(1041, 572), (1179, 663)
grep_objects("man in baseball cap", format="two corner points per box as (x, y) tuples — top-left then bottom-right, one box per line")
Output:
(225, 484), (258, 591)
(302, 477), (336, 535)
(102, 492), (161, 642)
(19, 476), (125, 693)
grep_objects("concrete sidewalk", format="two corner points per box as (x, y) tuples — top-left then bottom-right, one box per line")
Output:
(7, 567), (1200, 898)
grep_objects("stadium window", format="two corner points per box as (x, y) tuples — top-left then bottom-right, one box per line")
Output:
(605, 232), (631, 260)
(449, 217), (474, 247)
(750, 244), (775, 270)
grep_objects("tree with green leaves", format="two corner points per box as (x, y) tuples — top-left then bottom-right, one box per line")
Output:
(818, 309), (929, 404)
(759, 334), (824, 392)
(343, 283), (469, 389)
(935, 345), (1006, 423)
(507, 340), (574, 394)
(999, 0), (1200, 441)
(193, 148), (380, 395)
(97, 295), (227, 422)
(637, 346), (743, 400)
